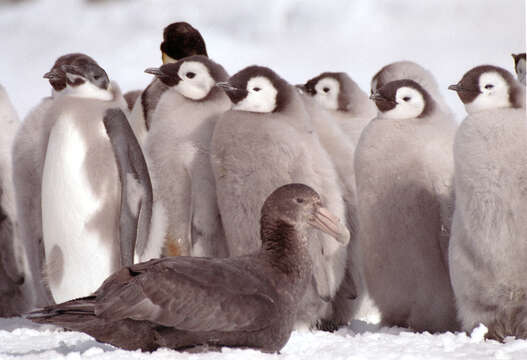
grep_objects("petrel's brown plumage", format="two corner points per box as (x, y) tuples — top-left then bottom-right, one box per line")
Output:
(28, 184), (347, 353)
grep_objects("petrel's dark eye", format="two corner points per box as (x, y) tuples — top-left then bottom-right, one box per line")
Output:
(94, 75), (101, 80)
(186, 72), (196, 79)
(323, 87), (330, 93)
(296, 198), (304, 204)
(253, 87), (261, 92)
(484, 84), (494, 89)
(403, 96), (411, 102)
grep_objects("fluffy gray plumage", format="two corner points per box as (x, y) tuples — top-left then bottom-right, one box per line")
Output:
(449, 66), (527, 340)
(29, 183), (346, 353)
(0, 84), (28, 317)
(355, 79), (458, 332)
(13, 96), (57, 308)
(128, 78), (169, 147)
(143, 55), (231, 258)
(212, 66), (350, 328)
(298, 93), (364, 328)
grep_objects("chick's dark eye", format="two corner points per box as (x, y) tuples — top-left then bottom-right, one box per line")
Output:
(485, 84), (494, 89)
(295, 198), (304, 204)
(253, 87), (261, 92)
(186, 72), (196, 79)
(403, 96), (411, 102)
(94, 75), (101, 80)
(323, 87), (330, 93)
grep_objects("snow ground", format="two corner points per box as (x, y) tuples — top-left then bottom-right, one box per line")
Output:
(0, 0), (526, 359)
(2, 318), (527, 360)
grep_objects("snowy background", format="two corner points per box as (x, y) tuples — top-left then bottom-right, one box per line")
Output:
(0, 0), (526, 359)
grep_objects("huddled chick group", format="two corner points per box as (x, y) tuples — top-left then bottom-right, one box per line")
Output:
(0, 21), (525, 353)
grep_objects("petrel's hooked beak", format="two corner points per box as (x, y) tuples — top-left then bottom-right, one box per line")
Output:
(309, 204), (350, 245)
(216, 82), (249, 104)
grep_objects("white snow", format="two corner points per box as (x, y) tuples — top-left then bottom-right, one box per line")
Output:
(0, 0), (526, 359)
(2, 318), (527, 359)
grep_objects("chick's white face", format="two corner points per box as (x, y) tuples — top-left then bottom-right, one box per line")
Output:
(465, 72), (511, 113)
(382, 86), (425, 119)
(233, 76), (278, 113)
(59, 73), (113, 101)
(313, 77), (339, 110)
(174, 61), (215, 100)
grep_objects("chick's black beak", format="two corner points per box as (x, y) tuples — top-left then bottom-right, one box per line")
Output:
(308, 204), (350, 245)
(448, 84), (461, 92)
(216, 82), (248, 104)
(43, 69), (62, 81)
(369, 92), (387, 102)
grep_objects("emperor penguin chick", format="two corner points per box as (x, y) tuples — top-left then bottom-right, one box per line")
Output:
(143, 55), (230, 258)
(0, 84), (26, 316)
(212, 66), (351, 328)
(36, 60), (153, 304)
(511, 53), (526, 86)
(12, 53), (113, 308)
(371, 61), (453, 116)
(296, 91), (365, 327)
(128, 22), (208, 147)
(355, 79), (458, 332)
(303, 72), (376, 145)
(448, 65), (526, 341)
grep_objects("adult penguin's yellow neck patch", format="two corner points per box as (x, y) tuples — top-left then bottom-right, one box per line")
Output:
(162, 52), (178, 64)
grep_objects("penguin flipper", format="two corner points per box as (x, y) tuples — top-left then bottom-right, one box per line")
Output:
(103, 108), (153, 267)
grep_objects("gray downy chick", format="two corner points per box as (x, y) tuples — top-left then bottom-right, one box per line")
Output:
(355, 79), (459, 332)
(212, 65), (351, 328)
(448, 65), (527, 341)
(142, 55), (230, 259)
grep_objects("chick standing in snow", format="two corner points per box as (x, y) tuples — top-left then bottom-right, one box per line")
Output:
(212, 66), (351, 329)
(143, 55), (230, 259)
(448, 65), (527, 340)
(355, 79), (458, 332)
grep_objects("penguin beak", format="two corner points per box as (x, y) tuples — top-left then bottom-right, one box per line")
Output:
(144, 67), (180, 82)
(309, 205), (350, 246)
(369, 92), (384, 101)
(216, 82), (249, 104)
(43, 69), (63, 81)
(369, 91), (395, 105)
(448, 84), (461, 92)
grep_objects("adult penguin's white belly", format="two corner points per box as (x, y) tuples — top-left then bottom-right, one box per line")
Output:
(42, 114), (119, 303)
